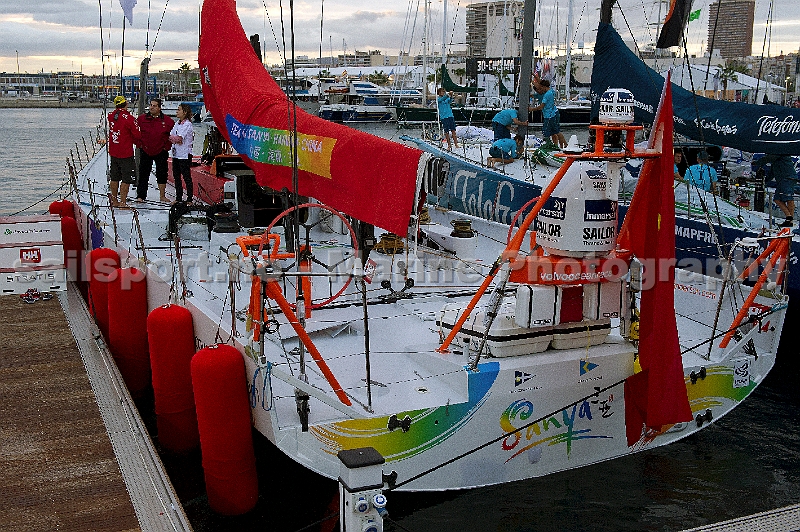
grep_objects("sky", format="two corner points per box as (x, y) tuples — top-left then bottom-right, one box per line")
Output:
(0, 0), (798, 76)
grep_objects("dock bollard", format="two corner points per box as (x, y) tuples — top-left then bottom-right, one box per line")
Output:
(338, 447), (387, 532)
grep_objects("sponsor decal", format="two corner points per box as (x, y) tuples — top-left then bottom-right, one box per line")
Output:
(584, 199), (617, 222)
(582, 226), (615, 241)
(19, 248), (41, 264)
(756, 115), (800, 139)
(514, 371), (533, 387)
(500, 398), (614, 462)
(674, 283), (717, 299)
(733, 358), (752, 388)
(535, 220), (562, 238)
(580, 360), (598, 375)
(539, 197), (566, 220)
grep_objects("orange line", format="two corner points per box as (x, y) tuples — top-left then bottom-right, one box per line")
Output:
(265, 280), (352, 406)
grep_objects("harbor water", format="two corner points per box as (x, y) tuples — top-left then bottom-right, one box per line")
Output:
(2, 107), (799, 531)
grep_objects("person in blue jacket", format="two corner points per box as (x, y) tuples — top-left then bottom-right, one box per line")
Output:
(437, 87), (459, 150)
(530, 78), (566, 148)
(487, 135), (524, 166)
(684, 150), (718, 193)
(491, 108), (528, 141)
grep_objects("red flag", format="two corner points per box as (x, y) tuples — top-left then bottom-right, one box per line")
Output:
(618, 72), (693, 445)
(199, 0), (426, 236)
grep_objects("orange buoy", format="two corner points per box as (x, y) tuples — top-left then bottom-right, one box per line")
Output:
(147, 304), (199, 452)
(86, 248), (120, 340)
(49, 199), (75, 218)
(192, 344), (258, 515)
(108, 267), (150, 397)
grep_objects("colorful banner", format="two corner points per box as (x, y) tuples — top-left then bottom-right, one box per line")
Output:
(226, 115), (336, 179)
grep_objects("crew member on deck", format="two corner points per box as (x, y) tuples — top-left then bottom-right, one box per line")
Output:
(530, 78), (566, 148)
(169, 103), (195, 204)
(487, 135), (525, 167)
(684, 150), (718, 194)
(437, 87), (459, 150)
(107, 95), (142, 208)
(136, 98), (174, 204)
(673, 148), (685, 181)
(491, 108), (528, 141)
(753, 153), (798, 228)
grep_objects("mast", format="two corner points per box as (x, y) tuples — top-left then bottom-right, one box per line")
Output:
(441, 0), (447, 66)
(600, 0), (615, 25)
(517, 0), (537, 133)
(423, 0), (429, 105)
(565, 0), (574, 100)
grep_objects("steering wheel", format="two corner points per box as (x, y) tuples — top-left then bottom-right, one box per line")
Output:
(257, 202), (359, 311)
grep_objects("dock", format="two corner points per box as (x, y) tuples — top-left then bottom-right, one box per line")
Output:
(0, 283), (192, 531)
(683, 504), (800, 532)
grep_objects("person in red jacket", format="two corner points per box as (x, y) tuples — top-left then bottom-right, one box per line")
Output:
(136, 98), (174, 203)
(107, 95), (142, 208)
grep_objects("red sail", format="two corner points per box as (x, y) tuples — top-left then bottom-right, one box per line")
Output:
(198, 0), (426, 236)
(618, 73), (693, 445)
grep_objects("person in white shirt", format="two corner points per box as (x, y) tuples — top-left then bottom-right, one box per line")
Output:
(169, 103), (195, 203)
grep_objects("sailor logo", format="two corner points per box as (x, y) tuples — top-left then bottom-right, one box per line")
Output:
(580, 360), (598, 375)
(539, 196), (566, 220)
(535, 220), (562, 238)
(584, 199), (617, 222)
(4, 229), (11, 235)
(582, 226), (614, 241)
(20, 248), (41, 264)
(514, 371), (533, 387)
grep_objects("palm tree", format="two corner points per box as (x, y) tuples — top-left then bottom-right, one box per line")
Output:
(179, 62), (191, 93)
(368, 70), (390, 86)
(716, 60), (745, 100)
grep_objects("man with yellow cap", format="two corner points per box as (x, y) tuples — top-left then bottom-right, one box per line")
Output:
(107, 95), (142, 207)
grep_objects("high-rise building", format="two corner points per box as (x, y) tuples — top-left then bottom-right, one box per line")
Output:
(707, 0), (755, 59)
(466, 1), (524, 57)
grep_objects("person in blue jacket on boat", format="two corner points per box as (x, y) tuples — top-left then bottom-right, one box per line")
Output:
(487, 135), (524, 166)
(491, 108), (528, 141)
(530, 78), (567, 148)
(753, 153), (798, 227)
(437, 87), (459, 150)
(684, 150), (718, 194)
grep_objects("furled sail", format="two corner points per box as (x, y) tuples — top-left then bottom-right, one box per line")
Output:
(199, 0), (428, 235)
(440, 64), (484, 94)
(618, 73), (693, 445)
(591, 23), (800, 155)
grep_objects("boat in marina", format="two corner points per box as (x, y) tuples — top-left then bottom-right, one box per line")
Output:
(161, 92), (204, 122)
(318, 79), (423, 122)
(61, 0), (791, 501)
(394, 65), (591, 126)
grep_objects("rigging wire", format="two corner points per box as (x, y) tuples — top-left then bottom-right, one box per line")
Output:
(147, 0), (172, 59)
(754, 0), (775, 103)
(261, 1), (287, 65)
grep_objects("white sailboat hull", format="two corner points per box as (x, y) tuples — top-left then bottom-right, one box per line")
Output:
(71, 149), (785, 490)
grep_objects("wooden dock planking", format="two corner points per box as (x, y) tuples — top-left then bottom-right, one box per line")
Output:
(0, 293), (140, 532)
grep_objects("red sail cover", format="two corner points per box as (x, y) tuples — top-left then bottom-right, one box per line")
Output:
(618, 73), (693, 446)
(198, 0), (425, 236)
